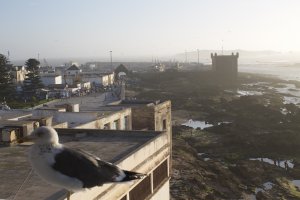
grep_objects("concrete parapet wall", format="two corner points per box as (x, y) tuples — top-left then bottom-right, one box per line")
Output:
(59, 131), (170, 200)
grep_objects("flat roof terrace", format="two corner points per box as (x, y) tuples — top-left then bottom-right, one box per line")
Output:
(0, 129), (165, 200)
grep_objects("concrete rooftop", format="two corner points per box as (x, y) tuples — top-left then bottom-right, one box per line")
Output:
(0, 110), (32, 120)
(46, 93), (108, 111)
(0, 129), (160, 200)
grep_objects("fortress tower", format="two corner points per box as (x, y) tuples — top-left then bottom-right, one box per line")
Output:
(211, 52), (239, 82)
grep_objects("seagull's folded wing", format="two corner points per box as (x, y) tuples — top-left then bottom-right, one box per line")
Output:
(52, 147), (123, 188)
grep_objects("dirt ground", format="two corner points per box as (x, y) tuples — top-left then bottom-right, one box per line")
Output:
(128, 71), (300, 199)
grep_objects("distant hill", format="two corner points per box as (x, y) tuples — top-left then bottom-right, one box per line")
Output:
(173, 50), (300, 65)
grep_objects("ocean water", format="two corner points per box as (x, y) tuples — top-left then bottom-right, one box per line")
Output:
(239, 64), (300, 81)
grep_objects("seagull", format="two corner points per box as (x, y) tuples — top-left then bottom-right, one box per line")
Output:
(28, 126), (145, 198)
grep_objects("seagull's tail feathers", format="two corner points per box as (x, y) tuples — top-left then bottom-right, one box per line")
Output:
(96, 159), (146, 183)
(112, 169), (146, 182)
(120, 170), (146, 182)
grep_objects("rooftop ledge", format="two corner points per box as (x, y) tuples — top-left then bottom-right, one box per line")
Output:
(0, 129), (170, 200)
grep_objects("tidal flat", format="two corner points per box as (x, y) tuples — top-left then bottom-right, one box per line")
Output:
(128, 71), (300, 199)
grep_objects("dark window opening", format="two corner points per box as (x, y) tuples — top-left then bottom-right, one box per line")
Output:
(163, 119), (167, 130)
(113, 119), (120, 130)
(124, 115), (129, 130)
(103, 123), (110, 130)
(153, 159), (168, 190)
(129, 176), (151, 200)
(120, 195), (127, 200)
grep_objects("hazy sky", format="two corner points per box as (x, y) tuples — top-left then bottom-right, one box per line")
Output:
(1, 0), (300, 60)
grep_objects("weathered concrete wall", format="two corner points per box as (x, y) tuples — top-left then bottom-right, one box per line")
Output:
(54, 104), (79, 112)
(98, 108), (132, 130)
(73, 120), (100, 129)
(52, 122), (68, 128)
(211, 53), (239, 82)
(150, 180), (170, 200)
(53, 112), (98, 125)
(23, 122), (35, 137)
(154, 101), (171, 133)
(131, 106), (155, 130)
(130, 101), (171, 134)
(33, 108), (66, 117)
(67, 132), (170, 200)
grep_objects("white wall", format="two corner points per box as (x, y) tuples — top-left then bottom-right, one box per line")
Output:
(101, 75), (109, 86)
(150, 181), (170, 200)
(81, 76), (101, 85)
(53, 112), (98, 124)
(41, 75), (62, 86)
(98, 109), (131, 130)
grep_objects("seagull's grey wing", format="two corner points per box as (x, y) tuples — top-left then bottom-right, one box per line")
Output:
(52, 147), (123, 188)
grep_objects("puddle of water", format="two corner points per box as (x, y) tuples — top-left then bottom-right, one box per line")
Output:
(243, 82), (269, 87)
(237, 90), (263, 97)
(255, 187), (264, 194)
(292, 180), (300, 188)
(182, 120), (232, 129)
(283, 96), (300, 105)
(254, 182), (274, 195)
(263, 182), (274, 190)
(217, 122), (232, 125)
(197, 152), (210, 161)
(280, 108), (290, 115)
(182, 120), (213, 129)
(249, 158), (294, 169)
(243, 81), (300, 106)
(274, 83), (300, 105)
(275, 84), (300, 96)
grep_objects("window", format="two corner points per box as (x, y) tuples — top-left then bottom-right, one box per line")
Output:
(111, 120), (120, 130)
(153, 159), (169, 190)
(103, 123), (110, 130)
(129, 176), (151, 200)
(163, 119), (167, 130)
(120, 195), (127, 200)
(123, 116), (129, 130)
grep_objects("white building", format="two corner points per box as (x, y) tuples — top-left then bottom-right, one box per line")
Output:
(41, 74), (62, 86)
(11, 66), (27, 85)
(78, 72), (115, 86)
(0, 100), (172, 200)
(81, 82), (91, 90)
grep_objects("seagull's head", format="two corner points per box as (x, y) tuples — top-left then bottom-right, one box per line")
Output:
(31, 126), (59, 145)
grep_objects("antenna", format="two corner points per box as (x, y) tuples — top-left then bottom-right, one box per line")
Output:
(221, 40), (224, 55)
(109, 51), (112, 68)
(197, 49), (200, 64)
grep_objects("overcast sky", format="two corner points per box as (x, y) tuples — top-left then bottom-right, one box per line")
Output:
(1, 0), (300, 61)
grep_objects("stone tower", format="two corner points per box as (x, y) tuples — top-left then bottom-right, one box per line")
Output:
(211, 52), (239, 82)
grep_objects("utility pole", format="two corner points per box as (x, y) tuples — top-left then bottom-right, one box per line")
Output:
(221, 40), (224, 55)
(197, 49), (200, 64)
(109, 51), (113, 68)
